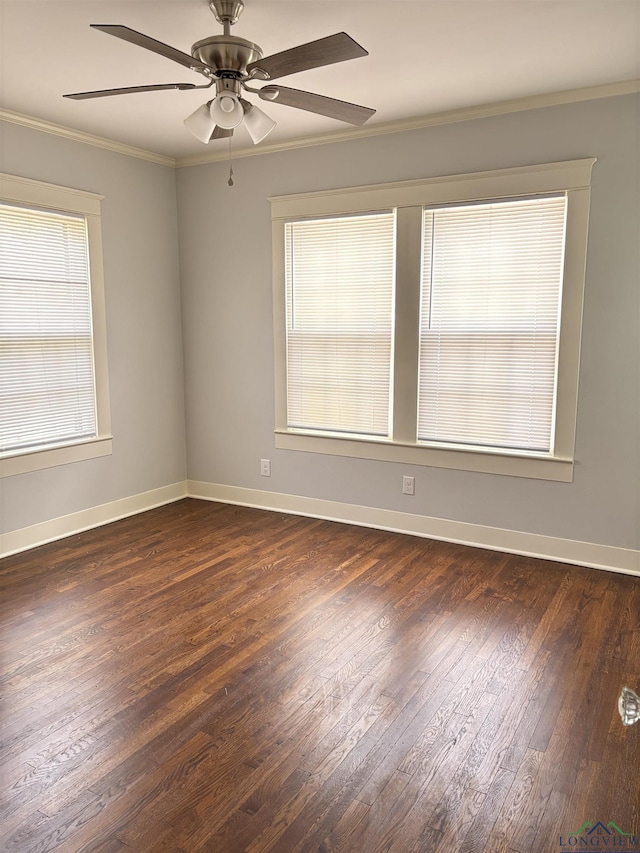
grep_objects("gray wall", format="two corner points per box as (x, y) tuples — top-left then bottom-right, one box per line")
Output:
(1, 94), (637, 552)
(0, 123), (187, 534)
(177, 93), (640, 551)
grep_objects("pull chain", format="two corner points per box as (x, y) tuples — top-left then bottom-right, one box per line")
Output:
(227, 136), (234, 187)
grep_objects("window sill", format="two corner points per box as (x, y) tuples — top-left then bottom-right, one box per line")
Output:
(274, 429), (573, 482)
(0, 436), (113, 478)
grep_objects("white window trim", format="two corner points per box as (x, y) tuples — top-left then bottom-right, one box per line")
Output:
(270, 159), (596, 482)
(0, 173), (112, 478)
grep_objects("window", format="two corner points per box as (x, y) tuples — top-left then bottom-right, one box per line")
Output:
(271, 160), (595, 481)
(0, 173), (111, 477)
(417, 195), (567, 453)
(285, 212), (395, 436)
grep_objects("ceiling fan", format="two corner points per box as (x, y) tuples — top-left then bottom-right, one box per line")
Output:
(64, 0), (376, 146)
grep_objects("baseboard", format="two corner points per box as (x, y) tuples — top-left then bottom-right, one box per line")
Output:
(0, 481), (188, 558)
(4, 479), (638, 578)
(188, 480), (640, 578)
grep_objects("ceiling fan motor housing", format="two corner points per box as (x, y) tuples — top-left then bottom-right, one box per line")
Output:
(191, 35), (263, 76)
(216, 77), (241, 96)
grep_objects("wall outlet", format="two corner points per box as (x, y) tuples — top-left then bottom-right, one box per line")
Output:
(260, 458), (271, 477)
(402, 475), (415, 495)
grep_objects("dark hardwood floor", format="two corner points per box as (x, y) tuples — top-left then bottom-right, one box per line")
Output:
(1, 498), (639, 852)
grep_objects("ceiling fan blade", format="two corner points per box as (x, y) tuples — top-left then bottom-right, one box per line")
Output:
(247, 32), (368, 81)
(64, 83), (198, 100)
(91, 25), (213, 73)
(259, 85), (375, 125)
(210, 126), (234, 140)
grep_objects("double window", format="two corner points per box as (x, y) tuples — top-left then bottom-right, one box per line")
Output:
(0, 174), (111, 477)
(271, 160), (595, 481)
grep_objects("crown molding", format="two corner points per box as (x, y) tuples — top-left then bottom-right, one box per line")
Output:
(2, 79), (638, 170)
(0, 108), (176, 168)
(176, 78), (640, 168)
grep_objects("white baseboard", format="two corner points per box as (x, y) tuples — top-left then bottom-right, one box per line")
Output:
(188, 480), (640, 578)
(0, 481), (188, 558)
(3, 479), (638, 578)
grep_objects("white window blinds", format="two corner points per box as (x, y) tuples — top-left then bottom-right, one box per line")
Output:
(418, 195), (567, 452)
(285, 212), (395, 435)
(0, 202), (97, 454)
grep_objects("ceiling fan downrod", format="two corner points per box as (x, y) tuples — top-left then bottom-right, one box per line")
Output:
(193, 0), (262, 79)
(209, 0), (245, 35)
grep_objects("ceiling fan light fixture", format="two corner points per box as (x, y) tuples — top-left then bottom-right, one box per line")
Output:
(210, 93), (244, 129)
(184, 101), (216, 143)
(241, 100), (277, 144)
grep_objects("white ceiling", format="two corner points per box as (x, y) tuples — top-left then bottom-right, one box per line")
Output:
(1, 0), (639, 161)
